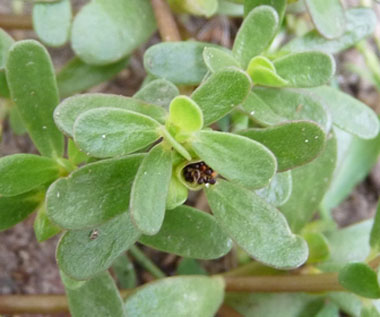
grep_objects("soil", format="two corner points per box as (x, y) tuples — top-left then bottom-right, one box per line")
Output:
(1, 1), (380, 316)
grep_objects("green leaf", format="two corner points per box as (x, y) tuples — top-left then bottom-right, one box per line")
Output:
(250, 87), (332, 133)
(328, 292), (362, 317)
(167, 96), (203, 133)
(247, 56), (289, 87)
(71, 0), (156, 65)
(371, 201), (380, 252)
(321, 126), (380, 211)
(0, 189), (42, 231)
(303, 232), (330, 264)
(32, 0), (72, 47)
(140, 205), (232, 259)
(161, 128), (192, 161)
(0, 29), (13, 69)
(130, 144), (172, 235)
(217, 0), (244, 16)
(244, 0), (286, 23)
(203, 47), (241, 73)
(0, 154), (60, 196)
(73, 108), (161, 158)
(206, 180), (308, 269)
(310, 86), (379, 139)
(133, 79), (179, 109)
(273, 52), (335, 87)
(9, 105), (26, 135)
(283, 8), (376, 54)
(339, 263), (380, 299)
(319, 220), (372, 272)
(54, 93), (166, 137)
(168, 0), (218, 17)
(6, 40), (64, 158)
(315, 302), (339, 317)
(232, 6), (279, 68)
(191, 130), (277, 189)
(255, 171), (292, 207)
(191, 67), (251, 125)
(280, 134), (337, 232)
(67, 139), (89, 165)
(144, 41), (218, 85)
(112, 254), (137, 289)
(124, 276), (225, 317)
(57, 212), (140, 280)
(57, 57), (129, 98)
(239, 121), (326, 171)
(33, 204), (61, 242)
(64, 271), (125, 317)
(46, 155), (144, 230)
(361, 305), (380, 317)
(304, 0), (345, 39)
(166, 175), (188, 210)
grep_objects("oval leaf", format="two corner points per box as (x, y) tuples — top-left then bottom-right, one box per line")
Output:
(33, 204), (61, 242)
(73, 108), (161, 158)
(54, 93), (166, 137)
(303, 232), (330, 264)
(71, 0), (156, 65)
(244, 0), (286, 23)
(46, 155), (144, 230)
(339, 263), (380, 299)
(32, 0), (72, 47)
(273, 52), (335, 88)
(310, 86), (379, 139)
(371, 201), (380, 252)
(239, 121), (326, 171)
(57, 212), (140, 280)
(140, 205), (232, 259)
(283, 8), (376, 54)
(206, 180), (308, 269)
(0, 154), (60, 196)
(256, 171), (292, 207)
(166, 175), (188, 210)
(232, 6), (279, 68)
(304, 0), (345, 39)
(130, 144), (172, 235)
(203, 47), (241, 73)
(191, 130), (277, 189)
(65, 272), (125, 317)
(144, 41), (217, 85)
(57, 56), (129, 98)
(168, 0), (218, 17)
(124, 276), (225, 317)
(191, 67), (251, 125)
(6, 40), (64, 157)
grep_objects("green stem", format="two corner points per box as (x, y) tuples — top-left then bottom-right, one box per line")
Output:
(129, 245), (166, 279)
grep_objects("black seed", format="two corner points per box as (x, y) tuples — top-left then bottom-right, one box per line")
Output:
(197, 178), (204, 184)
(205, 169), (213, 175)
(209, 179), (216, 185)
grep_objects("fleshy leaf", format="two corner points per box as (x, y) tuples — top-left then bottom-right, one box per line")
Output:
(54, 93), (166, 137)
(310, 86), (379, 139)
(304, 0), (345, 39)
(203, 47), (241, 73)
(0, 189), (42, 231)
(112, 254), (137, 289)
(166, 175), (188, 210)
(124, 276), (225, 317)
(0, 29), (13, 69)
(280, 134), (337, 232)
(0, 154), (60, 196)
(144, 41), (218, 85)
(168, 0), (218, 17)
(46, 155), (144, 230)
(255, 171), (292, 207)
(176, 258), (207, 276)
(130, 144), (172, 235)
(303, 232), (330, 264)
(133, 79), (179, 108)
(273, 52), (335, 87)
(191, 130), (277, 189)
(6, 40), (64, 157)
(57, 212), (140, 280)
(250, 87), (332, 133)
(244, 0), (286, 23)
(283, 8), (376, 54)
(57, 57), (129, 98)
(33, 204), (61, 242)
(67, 139), (89, 165)
(32, 0), (72, 47)
(167, 96), (203, 133)
(239, 121), (326, 171)
(206, 180), (308, 269)
(140, 205), (232, 259)
(232, 5), (279, 68)
(370, 201), (380, 252)
(73, 108), (161, 158)
(64, 272), (125, 317)
(338, 263), (380, 299)
(247, 56), (288, 87)
(191, 67), (251, 125)
(71, 0), (156, 65)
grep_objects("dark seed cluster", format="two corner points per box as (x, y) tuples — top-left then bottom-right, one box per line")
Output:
(183, 161), (217, 186)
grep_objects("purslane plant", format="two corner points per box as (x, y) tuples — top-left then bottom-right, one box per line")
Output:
(1, 0), (380, 316)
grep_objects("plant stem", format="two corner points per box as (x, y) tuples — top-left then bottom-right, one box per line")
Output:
(0, 14), (33, 30)
(0, 295), (69, 314)
(129, 245), (166, 279)
(151, 0), (181, 42)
